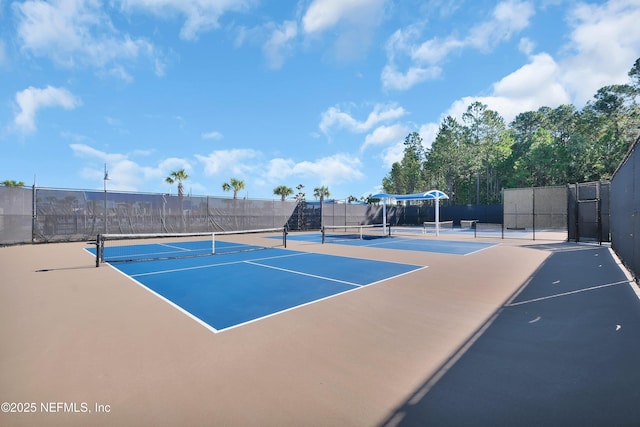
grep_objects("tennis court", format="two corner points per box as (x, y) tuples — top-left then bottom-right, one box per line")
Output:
(2, 230), (640, 426)
(92, 242), (424, 332)
(295, 225), (496, 255)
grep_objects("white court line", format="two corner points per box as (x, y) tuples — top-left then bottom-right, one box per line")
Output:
(608, 247), (640, 301)
(108, 264), (221, 334)
(244, 260), (363, 287)
(159, 242), (192, 251)
(506, 280), (632, 307)
(462, 243), (498, 256)
(112, 251), (428, 334)
(129, 252), (311, 277)
(216, 265), (429, 334)
(340, 236), (497, 256)
(106, 247), (209, 261)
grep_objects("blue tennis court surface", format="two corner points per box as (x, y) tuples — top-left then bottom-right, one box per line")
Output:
(101, 247), (424, 332)
(288, 232), (495, 255)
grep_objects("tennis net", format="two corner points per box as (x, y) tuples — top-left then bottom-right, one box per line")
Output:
(321, 224), (390, 244)
(422, 220), (454, 233)
(96, 227), (287, 265)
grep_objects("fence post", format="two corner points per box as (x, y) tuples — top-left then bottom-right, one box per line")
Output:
(31, 183), (37, 243)
(597, 181), (602, 245)
(532, 187), (536, 241)
(575, 183), (580, 242)
(501, 188), (504, 239)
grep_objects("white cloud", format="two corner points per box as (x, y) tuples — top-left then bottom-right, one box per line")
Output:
(202, 131), (224, 140)
(381, 143), (405, 169)
(263, 20), (298, 69)
(361, 123), (409, 152)
(265, 158), (296, 181)
(237, 0), (383, 68)
(0, 40), (6, 67)
(301, 0), (384, 62)
(119, 0), (255, 41)
(13, 86), (81, 134)
(418, 122), (440, 151)
(320, 103), (407, 135)
(518, 37), (535, 55)
(302, 0), (383, 34)
(452, 0), (640, 121)
(264, 154), (363, 187)
(379, 122), (439, 168)
(70, 143), (192, 191)
(411, 36), (465, 65)
(560, 0), (640, 105)
(71, 143), (115, 161)
(153, 157), (193, 180)
(382, 0), (535, 91)
(104, 65), (134, 83)
(407, 0), (640, 140)
(422, 53), (570, 130)
(14, 0), (160, 77)
(381, 64), (442, 91)
(295, 154), (364, 186)
(466, 0), (535, 51)
(195, 149), (261, 176)
(498, 58), (568, 117)
(68, 141), (365, 197)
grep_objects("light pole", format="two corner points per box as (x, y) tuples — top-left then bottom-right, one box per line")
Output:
(103, 163), (110, 234)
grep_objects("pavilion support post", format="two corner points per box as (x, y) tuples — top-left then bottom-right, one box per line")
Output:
(435, 197), (440, 236)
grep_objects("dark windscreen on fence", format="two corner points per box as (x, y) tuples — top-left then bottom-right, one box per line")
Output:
(567, 181), (611, 243)
(0, 186), (32, 244)
(611, 137), (640, 280)
(501, 186), (567, 240)
(23, 188), (297, 243)
(3, 182), (620, 246)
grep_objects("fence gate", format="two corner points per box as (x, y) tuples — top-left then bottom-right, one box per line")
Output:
(568, 181), (610, 243)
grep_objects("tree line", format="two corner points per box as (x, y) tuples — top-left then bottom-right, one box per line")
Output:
(382, 58), (640, 205)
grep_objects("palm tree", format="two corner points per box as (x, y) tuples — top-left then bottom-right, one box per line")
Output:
(313, 185), (330, 200)
(165, 169), (189, 197)
(1, 180), (25, 187)
(222, 178), (245, 199)
(273, 185), (293, 201)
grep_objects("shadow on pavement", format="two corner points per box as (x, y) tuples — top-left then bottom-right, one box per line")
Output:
(381, 243), (640, 427)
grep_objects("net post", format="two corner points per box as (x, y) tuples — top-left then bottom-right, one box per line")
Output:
(359, 225), (363, 240)
(321, 225), (325, 244)
(212, 232), (216, 255)
(282, 226), (287, 248)
(95, 234), (100, 267)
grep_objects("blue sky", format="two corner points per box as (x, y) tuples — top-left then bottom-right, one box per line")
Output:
(1, 0), (639, 200)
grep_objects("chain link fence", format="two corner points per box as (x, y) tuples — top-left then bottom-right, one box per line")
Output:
(494, 186), (568, 240)
(321, 201), (382, 227)
(0, 186), (33, 244)
(2, 180), (629, 248)
(0, 187), (301, 244)
(567, 181), (611, 243)
(503, 186), (567, 228)
(611, 136), (640, 280)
